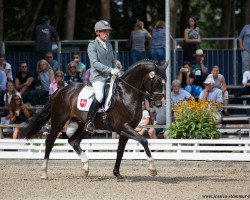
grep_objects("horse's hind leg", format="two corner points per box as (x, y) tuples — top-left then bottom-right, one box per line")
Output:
(68, 123), (89, 177)
(113, 135), (128, 179)
(41, 115), (69, 179)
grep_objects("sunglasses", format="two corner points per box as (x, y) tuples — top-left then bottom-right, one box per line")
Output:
(56, 75), (63, 77)
(46, 56), (52, 58)
(73, 57), (79, 59)
(15, 98), (21, 101)
(70, 66), (76, 68)
(21, 65), (27, 68)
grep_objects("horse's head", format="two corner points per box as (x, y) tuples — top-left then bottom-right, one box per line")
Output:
(120, 60), (166, 107)
(142, 62), (166, 107)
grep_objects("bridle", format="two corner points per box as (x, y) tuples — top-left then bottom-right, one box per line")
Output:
(117, 72), (165, 103)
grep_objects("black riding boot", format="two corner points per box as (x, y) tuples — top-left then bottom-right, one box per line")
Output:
(84, 98), (101, 134)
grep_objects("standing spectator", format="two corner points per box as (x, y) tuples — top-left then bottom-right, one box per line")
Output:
(64, 61), (82, 84)
(191, 49), (208, 96)
(15, 61), (35, 104)
(151, 20), (166, 67)
(171, 79), (194, 103)
(0, 54), (13, 81)
(49, 70), (67, 95)
(207, 65), (229, 116)
(30, 59), (54, 105)
(177, 62), (193, 94)
(199, 77), (223, 103)
(130, 21), (152, 64)
(239, 24), (250, 75)
(35, 15), (59, 59)
(9, 94), (30, 139)
(72, 52), (86, 75)
(44, 51), (59, 72)
(0, 68), (7, 107)
(182, 17), (201, 64)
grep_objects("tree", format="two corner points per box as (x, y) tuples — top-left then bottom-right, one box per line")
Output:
(65, 0), (76, 39)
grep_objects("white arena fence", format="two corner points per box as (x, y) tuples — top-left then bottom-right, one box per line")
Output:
(0, 139), (250, 161)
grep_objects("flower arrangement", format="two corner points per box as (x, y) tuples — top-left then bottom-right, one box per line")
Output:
(168, 100), (221, 139)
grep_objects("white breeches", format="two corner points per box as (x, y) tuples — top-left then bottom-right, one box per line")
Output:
(92, 81), (105, 103)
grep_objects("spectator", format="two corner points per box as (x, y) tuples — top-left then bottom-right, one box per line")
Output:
(44, 51), (59, 72)
(234, 68), (250, 97)
(239, 24), (250, 75)
(207, 65), (229, 116)
(9, 94), (30, 139)
(177, 62), (193, 94)
(0, 54), (13, 81)
(82, 68), (90, 86)
(4, 81), (22, 109)
(199, 77), (223, 103)
(49, 70), (67, 95)
(130, 21), (152, 64)
(0, 68), (7, 107)
(135, 101), (151, 137)
(35, 15), (59, 59)
(15, 61), (35, 104)
(191, 49), (208, 96)
(171, 79), (194, 103)
(64, 61), (82, 84)
(182, 17), (201, 64)
(71, 52), (86, 75)
(151, 20), (166, 67)
(30, 59), (54, 105)
(148, 98), (168, 139)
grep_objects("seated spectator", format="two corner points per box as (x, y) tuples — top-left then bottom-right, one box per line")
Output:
(171, 79), (194, 103)
(15, 61), (35, 104)
(0, 54), (13, 81)
(9, 94), (30, 139)
(148, 98), (168, 139)
(135, 101), (151, 137)
(82, 68), (90, 86)
(64, 61), (82, 84)
(72, 52), (86, 75)
(49, 70), (67, 95)
(4, 81), (22, 108)
(0, 68), (7, 107)
(177, 62), (193, 94)
(45, 51), (59, 72)
(191, 49), (208, 96)
(207, 65), (229, 116)
(234, 68), (250, 97)
(199, 77), (223, 103)
(30, 59), (54, 105)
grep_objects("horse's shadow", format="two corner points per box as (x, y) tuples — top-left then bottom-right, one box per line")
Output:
(57, 175), (239, 184)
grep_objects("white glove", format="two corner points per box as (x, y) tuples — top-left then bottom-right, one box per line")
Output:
(111, 68), (119, 76)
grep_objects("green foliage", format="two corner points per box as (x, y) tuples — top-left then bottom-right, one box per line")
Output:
(168, 100), (220, 139)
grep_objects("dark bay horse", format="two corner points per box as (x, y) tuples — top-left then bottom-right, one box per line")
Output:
(22, 60), (166, 180)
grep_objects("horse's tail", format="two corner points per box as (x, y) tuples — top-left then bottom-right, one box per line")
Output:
(21, 98), (52, 139)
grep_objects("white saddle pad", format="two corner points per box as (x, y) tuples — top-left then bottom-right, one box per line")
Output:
(77, 76), (116, 112)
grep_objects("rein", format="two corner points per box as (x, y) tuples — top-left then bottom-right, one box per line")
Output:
(117, 77), (147, 95)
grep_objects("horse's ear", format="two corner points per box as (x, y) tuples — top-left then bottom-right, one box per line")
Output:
(149, 71), (155, 78)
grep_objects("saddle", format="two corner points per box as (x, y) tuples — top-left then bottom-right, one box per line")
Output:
(77, 76), (118, 112)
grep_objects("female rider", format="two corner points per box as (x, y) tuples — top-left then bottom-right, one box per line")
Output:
(84, 20), (119, 133)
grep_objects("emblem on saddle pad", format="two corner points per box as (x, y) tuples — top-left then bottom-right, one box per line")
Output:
(80, 99), (87, 107)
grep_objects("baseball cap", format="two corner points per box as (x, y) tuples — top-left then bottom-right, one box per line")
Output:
(204, 77), (215, 84)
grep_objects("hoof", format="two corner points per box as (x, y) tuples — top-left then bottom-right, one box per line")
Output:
(40, 175), (48, 180)
(148, 168), (157, 176)
(82, 170), (89, 177)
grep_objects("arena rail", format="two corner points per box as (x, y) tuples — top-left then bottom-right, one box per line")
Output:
(0, 139), (249, 161)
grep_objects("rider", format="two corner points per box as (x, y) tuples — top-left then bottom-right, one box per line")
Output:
(84, 20), (120, 134)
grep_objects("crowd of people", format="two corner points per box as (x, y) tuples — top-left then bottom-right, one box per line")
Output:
(0, 16), (249, 139)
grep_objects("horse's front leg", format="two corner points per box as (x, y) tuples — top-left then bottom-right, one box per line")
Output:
(120, 124), (157, 176)
(113, 134), (128, 180)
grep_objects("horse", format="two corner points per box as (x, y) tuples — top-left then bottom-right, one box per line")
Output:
(21, 60), (166, 180)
